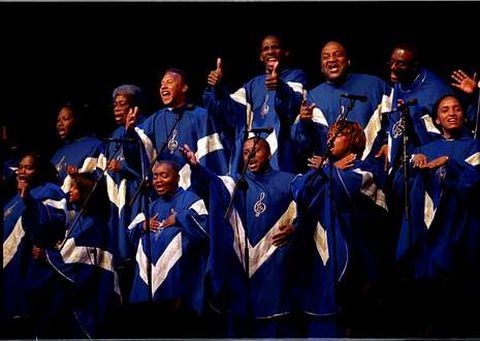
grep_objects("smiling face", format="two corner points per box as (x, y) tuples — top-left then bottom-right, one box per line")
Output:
(259, 35), (288, 73)
(152, 162), (179, 197)
(160, 71), (188, 108)
(113, 94), (132, 125)
(435, 96), (464, 139)
(389, 47), (417, 84)
(321, 41), (350, 83)
(56, 106), (75, 140)
(242, 138), (271, 173)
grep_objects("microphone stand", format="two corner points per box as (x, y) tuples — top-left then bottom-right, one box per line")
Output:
(57, 139), (130, 265)
(57, 138), (125, 260)
(128, 108), (183, 303)
(398, 103), (413, 253)
(224, 133), (262, 337)
(305, 97), (359, 319)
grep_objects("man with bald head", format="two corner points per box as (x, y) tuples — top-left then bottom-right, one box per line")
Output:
(385, 43), (453, 173)
(291, 41), (392, 173)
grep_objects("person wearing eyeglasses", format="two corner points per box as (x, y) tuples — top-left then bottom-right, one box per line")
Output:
(97, 84), (147, 300)
(384, 42), (453, 174)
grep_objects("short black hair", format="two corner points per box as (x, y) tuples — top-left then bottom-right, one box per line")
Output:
(154, 159), (181, 175)
(164, 68), (189, 86)
(392, 41), (421, 64)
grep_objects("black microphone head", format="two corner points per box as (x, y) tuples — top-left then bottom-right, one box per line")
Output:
(408, 98), (418, 105)
(396, 98), (418, 110)
(249, 127), (274, 134)
(340, 93), (367, 102)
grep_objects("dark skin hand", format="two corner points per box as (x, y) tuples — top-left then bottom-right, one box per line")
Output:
(265, 61), (280, 91)
(272, 224), (294, 247)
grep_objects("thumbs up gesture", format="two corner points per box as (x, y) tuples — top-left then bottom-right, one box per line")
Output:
(207, 57), (223, 87)
(299, 100), (316, 121)
(265, 61), (279, 90)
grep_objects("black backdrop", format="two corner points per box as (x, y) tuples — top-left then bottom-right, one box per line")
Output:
(2, 1), (480, 156)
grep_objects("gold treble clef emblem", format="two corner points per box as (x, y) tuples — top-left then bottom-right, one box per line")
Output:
(260, 95), (269, 118)
(254, 192), (266, 217)
(55, 155), (66, 173)
(167, 129), (179, 154)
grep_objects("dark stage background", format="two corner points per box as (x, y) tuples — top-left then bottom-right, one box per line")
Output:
(2, 1), (480, 157)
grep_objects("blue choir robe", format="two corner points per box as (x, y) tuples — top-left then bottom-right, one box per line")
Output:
(132, 104), (228, 189)
(291, 73), (392, 166)
(51, 135), (102, 193)
(45, 211), (120, 338)
(97, 118), (146, 262)
(394, 134), (480, 279)
(128, 188), (209, 314)
(385, 68), (453, 173)
(464, 89), (480, 138)
(203, 68), (306, 174)
(292, 160), (387, 319)
(3, 183), (67, 319)
(190, 164), (300, 319)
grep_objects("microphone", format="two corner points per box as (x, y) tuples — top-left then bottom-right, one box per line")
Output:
(103, 137), (136, 143)
(396, 98), (418, 109)
(248, 127), (274, 134)
(340, 93), (368, 102)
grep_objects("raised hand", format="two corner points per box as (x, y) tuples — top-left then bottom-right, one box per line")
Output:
(66, 165), (78, 175)
(17, 180), (29, 199)
(299, 100), (316, 121)
(125, 106), (139, 131)
(179, 144), (198, 167)
(207, 57), (223, 87)
(412, 153), (428, 168)
(265, 61), (279, 91)
(334, 153), (356, 170)
(451, 69), (478, 94)
(307, 155), (326, 170)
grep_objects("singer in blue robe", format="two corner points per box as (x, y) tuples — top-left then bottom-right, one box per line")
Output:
(394, 95), (480, 279)
(291, 42), (391, 169)
(129, 163), (208, 314)
(204, 34), (306, 174)
(98, 84), (147, 266)
(181, 137), (301, 338)
(385, 44), (453, 174)
(50, 103), (101, 193)
(126, 69), (227, 192)
(292, 121), (387, 337)
(391, 95), (480, 336)
(3, 152), (66, 332)
(38, 173), (119, 338)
